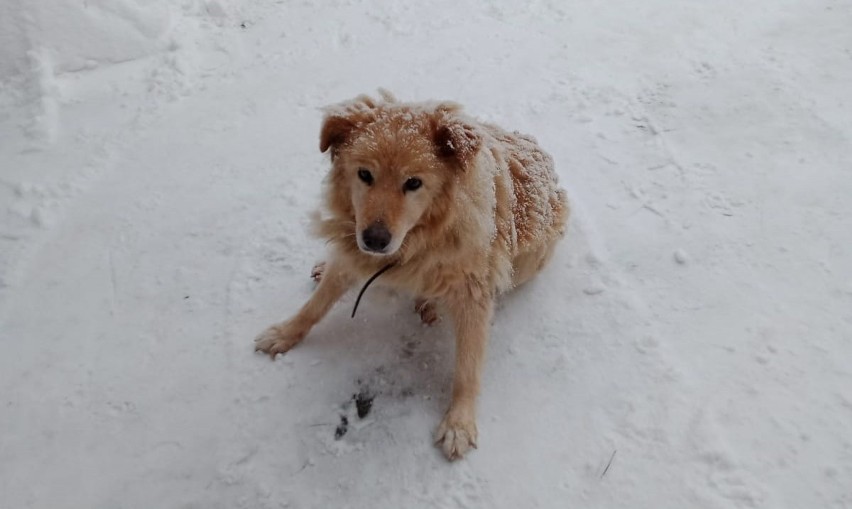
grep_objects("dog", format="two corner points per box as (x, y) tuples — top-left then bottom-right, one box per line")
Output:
(255, 91), (569, 460)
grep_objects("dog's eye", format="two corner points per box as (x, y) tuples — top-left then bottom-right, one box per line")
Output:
(403, 177), (422, 192)
(357, 168), (374, 185)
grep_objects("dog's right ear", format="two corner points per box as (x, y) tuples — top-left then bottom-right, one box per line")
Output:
(319, 93), (392, 158)
(319, 115), (357, 156)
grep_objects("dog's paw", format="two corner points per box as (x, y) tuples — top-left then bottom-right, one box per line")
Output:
(414, 298), (440, 326)
(434, 408), (478, 461)
(310, 261), (326, 282)
(254, 323), (306, 359)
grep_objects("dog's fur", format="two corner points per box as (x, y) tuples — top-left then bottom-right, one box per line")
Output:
(255, 91), (569, 460)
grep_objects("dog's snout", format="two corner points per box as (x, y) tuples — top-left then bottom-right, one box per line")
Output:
(361, 222), (392, 252)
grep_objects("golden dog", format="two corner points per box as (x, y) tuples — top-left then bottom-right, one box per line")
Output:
(256, 91), (569, 460)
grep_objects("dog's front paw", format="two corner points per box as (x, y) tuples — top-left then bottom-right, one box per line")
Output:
(434, 407), (478, 460)
(254, 322), (307, 359)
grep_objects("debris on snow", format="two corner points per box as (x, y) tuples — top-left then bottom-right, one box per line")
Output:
(334, 415), (349, 440)
(354, 388), (374, 419)
(583, 281), (606, 295)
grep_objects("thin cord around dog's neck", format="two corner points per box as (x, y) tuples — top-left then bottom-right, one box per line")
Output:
(351, 263), (396, 318)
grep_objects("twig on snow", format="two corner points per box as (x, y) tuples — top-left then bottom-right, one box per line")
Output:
(600, 450), (617, 479)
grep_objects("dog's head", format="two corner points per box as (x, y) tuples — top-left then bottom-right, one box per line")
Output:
(319, 92), (481, 257)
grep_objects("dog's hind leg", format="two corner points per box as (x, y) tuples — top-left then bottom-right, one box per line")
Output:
(510, 238), (559, 289)
(414, 298), (440, 326)
(310, 261), (326, 282)
(255, 261), (353, 359)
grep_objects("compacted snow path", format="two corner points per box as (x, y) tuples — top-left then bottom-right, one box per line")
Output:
(1, 1), (850, 508)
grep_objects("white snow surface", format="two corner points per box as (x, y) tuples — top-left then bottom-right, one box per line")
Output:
(1, 1), (851, 508)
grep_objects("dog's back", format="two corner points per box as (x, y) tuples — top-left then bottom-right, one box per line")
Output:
(483, 124), (569, 288)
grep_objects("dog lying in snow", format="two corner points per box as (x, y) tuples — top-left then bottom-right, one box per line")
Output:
(256, 91), (569, 460)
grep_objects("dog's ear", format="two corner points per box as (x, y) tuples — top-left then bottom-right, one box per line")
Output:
(433, 103), (481, 170)
(320, 92), (393, 157)
(319, 115), (357, 155)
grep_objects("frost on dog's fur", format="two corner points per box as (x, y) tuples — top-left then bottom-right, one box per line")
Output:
(260, 91), (569, 460)
(314, 91), (568, 291)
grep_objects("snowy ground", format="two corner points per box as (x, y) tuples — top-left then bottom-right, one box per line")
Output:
(1, 1), (851, 508)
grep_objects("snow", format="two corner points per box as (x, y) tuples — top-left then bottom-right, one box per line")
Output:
(1, 1), (851, 508)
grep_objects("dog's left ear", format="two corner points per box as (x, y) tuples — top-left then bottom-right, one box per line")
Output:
(433, 104), (481, 170)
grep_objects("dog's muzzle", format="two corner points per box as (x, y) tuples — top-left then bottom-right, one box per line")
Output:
(361, 222), (392, 253)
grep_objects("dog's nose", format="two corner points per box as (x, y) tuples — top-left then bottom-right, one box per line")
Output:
(361, 222), (392, 252)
